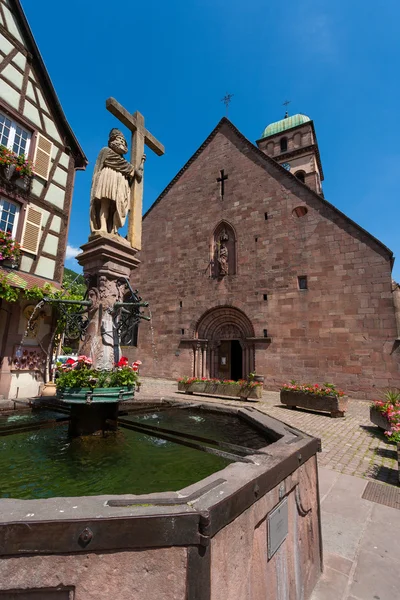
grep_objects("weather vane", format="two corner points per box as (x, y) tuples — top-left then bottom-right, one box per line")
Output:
(221, 93), (234, 116)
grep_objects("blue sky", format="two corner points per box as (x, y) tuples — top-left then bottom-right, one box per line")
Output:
(22, 0), (400, 278)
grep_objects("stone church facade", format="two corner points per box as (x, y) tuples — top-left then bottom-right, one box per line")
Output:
(132, 113), (400, 399)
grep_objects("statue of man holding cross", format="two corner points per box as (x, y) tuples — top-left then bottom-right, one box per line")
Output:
(89, 97), (165, 250)
(90, 128), (146, 236)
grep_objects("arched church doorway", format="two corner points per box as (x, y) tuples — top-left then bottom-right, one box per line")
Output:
(193, 307), (255, 380)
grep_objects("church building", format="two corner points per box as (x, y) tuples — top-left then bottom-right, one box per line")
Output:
(132, 112), (400, 399)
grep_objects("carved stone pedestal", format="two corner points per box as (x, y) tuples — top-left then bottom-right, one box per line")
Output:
(76, 234), (140, 370)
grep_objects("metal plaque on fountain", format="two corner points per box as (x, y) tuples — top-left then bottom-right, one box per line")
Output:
(267, 497), (288, 559)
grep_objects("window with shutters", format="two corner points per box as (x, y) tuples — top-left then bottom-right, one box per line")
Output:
(21, 205), (42, 254)
(0, 198), (20, 236)
(33, 133), (53, 180)
(0, 111), (31, 156)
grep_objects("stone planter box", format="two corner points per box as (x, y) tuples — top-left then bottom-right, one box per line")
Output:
(280, 390), (348, 418)
(178, 381), (262, 400)
(370, 406), (391, 431)
(57, 386), (135, 404)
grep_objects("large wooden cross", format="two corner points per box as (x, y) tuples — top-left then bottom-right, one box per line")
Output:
(106, 97), (165, 250)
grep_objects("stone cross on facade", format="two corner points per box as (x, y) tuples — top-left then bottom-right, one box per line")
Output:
(106, 97), (165, 250)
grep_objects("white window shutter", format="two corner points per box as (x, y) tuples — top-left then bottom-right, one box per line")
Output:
(33, 133), (52, 180)
(21, 205), (42, 254)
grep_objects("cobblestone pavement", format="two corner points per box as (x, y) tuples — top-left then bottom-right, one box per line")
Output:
(137, 377), (398, 486)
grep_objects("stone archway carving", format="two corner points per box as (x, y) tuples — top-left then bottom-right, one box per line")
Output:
(193, 306), (255, 379)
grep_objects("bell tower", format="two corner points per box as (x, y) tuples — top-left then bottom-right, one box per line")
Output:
(256, 112), (324, 195)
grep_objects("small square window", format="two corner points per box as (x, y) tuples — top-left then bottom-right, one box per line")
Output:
(0, 111), (31, 156)
(0, 198), (20, 236)
(263, 294), (268, 301)
(298, 276), (308, 290)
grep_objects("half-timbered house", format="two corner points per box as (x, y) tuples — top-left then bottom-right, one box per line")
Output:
(0, 0), (86, 399)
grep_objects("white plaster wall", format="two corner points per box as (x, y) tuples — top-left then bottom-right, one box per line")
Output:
(45, 183), (65, 209)
(2, 63), (23, 88)
(26, 80), (35, 100)
(8, 372), (42, 399)
(0, 32), (13, 54)
(36, 88), (48, 112)
(53, 167), (67, 187)
(43, 233), (59, 256)
(12, 51), (26, 71)
(23, 99), (41, 127)
(35, 256), (56, 280)
(50, 216), (62, 233)
(1, 79), (20, 109)
(43, 114), (62, 143)
(31, 177), (46, 197)
(2, 4), (24, 44)
(59, 152), (70, 169)
(20, 254), (34, 272)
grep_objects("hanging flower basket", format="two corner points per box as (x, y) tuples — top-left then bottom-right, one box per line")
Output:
(0, 231), (21, 269)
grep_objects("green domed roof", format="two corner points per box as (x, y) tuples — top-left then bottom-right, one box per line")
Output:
(260, 113), (311, 139)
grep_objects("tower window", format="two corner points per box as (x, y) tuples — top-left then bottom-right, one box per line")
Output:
(263, 294), (268, 301)
(179, 300), (183, 308)
(280, 137), (288, 152)
(263, 329), (268, 338)
(181, 328), (185, 335)
(264, 212), (268, 220)
(295, 170), (306, 183)
(298, 276), (308, 290)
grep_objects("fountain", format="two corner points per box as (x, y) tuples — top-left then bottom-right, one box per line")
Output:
(0, 99), (323, 600)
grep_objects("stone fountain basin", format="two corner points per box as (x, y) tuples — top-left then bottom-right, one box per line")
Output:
(0, 400), (322, 600)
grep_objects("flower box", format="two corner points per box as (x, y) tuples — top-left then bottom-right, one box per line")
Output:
(177, 381), (262, 400)
(370, 406), (391, 431)
(57, 386), (135, 404)
(280, 389), (348, 417)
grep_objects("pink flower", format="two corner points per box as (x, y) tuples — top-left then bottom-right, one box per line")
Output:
(132, 364), (139, 372)
(77, 355), (92, 364)
(117, 356), (129, 367)
(133, 360), (142, 365)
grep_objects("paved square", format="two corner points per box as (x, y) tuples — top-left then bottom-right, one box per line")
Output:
(138, 378), (399, 486)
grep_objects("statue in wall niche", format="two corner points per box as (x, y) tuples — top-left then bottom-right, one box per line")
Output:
(90, 128), (146, 236)
(218, 231), (229, 276)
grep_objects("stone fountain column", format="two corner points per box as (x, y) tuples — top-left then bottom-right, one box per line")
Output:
(77, 235), (140, 369)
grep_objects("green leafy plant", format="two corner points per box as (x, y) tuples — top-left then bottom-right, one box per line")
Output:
(281, 381), (345, 397)
(177, 376), (262, 389)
